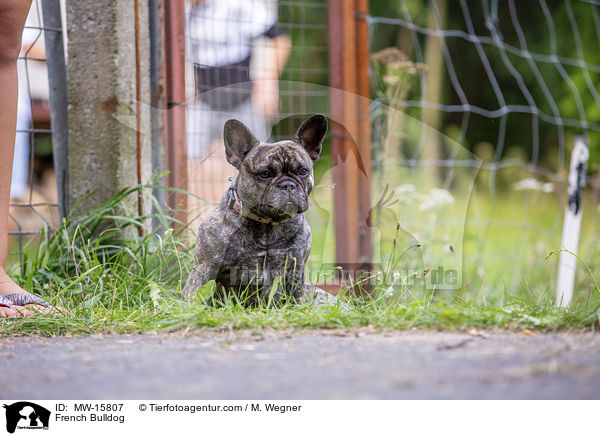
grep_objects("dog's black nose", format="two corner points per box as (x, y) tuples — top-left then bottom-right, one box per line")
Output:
(278, 180), (297, 192)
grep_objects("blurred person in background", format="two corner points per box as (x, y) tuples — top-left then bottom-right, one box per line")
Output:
(185, 0), (291, 220)
(11, 6), (47, 201)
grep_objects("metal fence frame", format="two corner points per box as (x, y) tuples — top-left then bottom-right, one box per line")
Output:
(42, 0), (68, 220)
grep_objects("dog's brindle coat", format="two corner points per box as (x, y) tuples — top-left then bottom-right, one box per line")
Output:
(183, 115), (328, 303)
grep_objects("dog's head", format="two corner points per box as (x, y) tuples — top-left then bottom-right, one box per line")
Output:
(224, 114), (327, 223)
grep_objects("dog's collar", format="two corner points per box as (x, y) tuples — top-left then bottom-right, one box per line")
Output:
(227, 184), (281, 225)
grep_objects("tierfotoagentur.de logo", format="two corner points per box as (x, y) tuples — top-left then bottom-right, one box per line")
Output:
(3, 402), (50, 434)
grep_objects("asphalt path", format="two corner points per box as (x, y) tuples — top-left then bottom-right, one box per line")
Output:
(1, 329), (599, 399)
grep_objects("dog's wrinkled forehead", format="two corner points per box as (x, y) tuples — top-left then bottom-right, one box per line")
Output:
(243, 141), (313, 171)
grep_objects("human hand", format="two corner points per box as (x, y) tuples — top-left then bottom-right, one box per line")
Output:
(251, 80), (280, 122)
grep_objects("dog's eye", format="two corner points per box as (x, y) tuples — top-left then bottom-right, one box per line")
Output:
(258, 170), (271, 179)
(298, 168), (309, 177)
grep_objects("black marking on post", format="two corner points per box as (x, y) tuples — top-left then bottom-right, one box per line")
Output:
(566, 136), (588, 215)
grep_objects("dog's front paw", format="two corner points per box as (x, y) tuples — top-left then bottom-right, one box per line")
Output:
(182, 267), (209, 301)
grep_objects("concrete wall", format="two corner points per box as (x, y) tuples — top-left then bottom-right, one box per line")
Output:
(67, 0), (152, 214)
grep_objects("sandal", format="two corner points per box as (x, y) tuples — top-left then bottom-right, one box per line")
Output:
(5, 293), (50, 308)
(0, 294), (14, 309)
(0, 294), (37, 318)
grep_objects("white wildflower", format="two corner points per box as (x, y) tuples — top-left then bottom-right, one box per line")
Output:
(395, 184), (416, 194)
(419, 188), (454, 212)
(383, 75), (399, 86)
(513, 177), (554, 193)
(395, 184), (420, 204)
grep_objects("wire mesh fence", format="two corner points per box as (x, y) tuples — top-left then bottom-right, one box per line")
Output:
(367, 0), (600, 298)
(8, 0), (63, 270)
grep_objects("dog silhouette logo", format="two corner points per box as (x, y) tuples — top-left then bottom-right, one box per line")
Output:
(3, 402), (50, 433)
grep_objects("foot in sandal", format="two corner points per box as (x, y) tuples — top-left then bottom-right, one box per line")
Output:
(0, 269), (56, 317)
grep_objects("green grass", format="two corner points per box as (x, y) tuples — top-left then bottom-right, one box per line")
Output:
(1, 184), (599, 337)
(1, 287), (598, 337)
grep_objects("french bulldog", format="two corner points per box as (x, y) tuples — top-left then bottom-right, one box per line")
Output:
(182, 114), (328, 304)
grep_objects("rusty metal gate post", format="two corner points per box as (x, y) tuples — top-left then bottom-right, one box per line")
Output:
(164, 0), (188, 219)
(328, 0), (372, 289)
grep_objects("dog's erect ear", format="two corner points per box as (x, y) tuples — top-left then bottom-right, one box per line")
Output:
(224, 119), (260, 169)
(295, 114), (327, 161)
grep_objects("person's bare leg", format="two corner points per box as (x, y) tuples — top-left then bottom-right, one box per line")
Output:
(0, 0), (38, 317)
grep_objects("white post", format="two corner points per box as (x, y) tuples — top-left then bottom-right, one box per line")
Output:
(556, 135), (589, 307)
